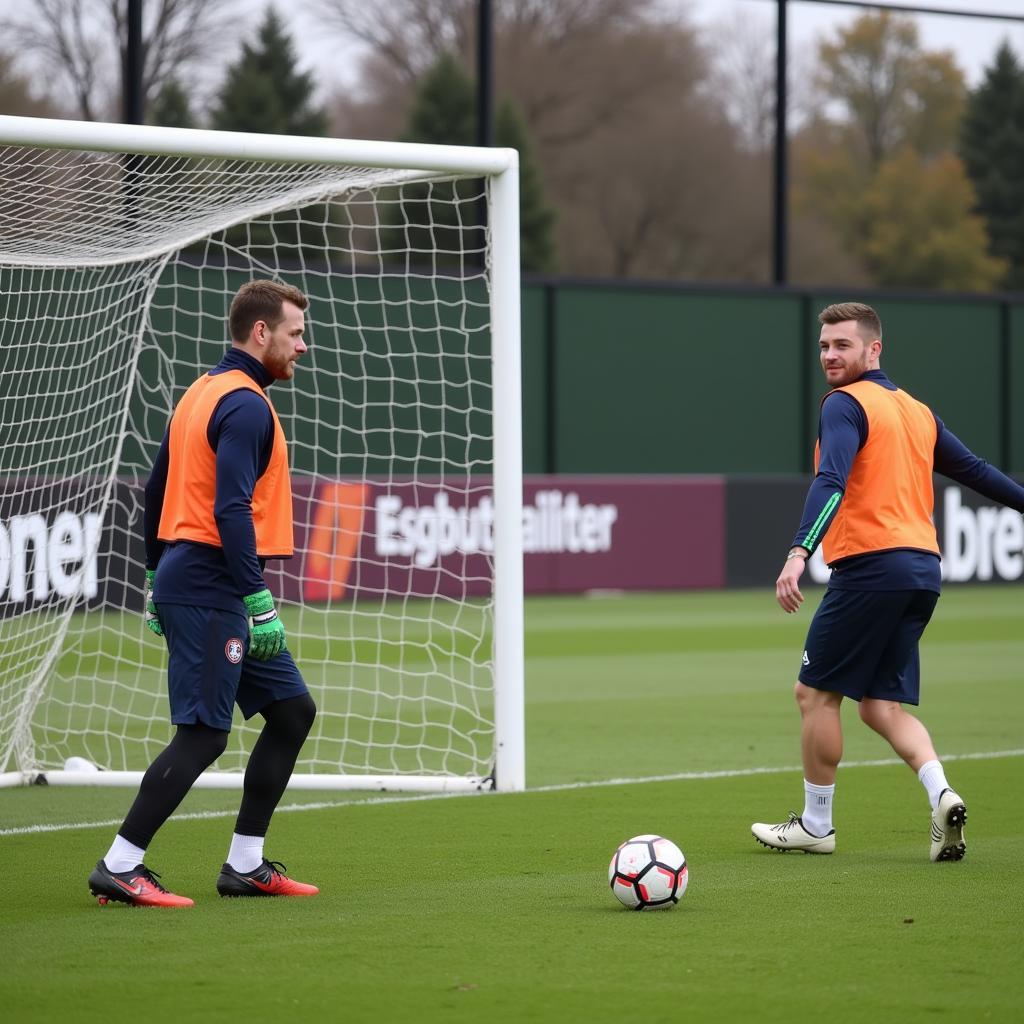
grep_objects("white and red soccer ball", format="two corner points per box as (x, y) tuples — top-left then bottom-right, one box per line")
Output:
(608, 834), (688, 910)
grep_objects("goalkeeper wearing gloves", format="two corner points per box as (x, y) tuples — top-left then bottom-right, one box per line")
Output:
(88, 281), (320, 909)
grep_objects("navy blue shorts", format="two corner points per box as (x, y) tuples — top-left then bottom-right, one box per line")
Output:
(158, 603), (309, 731)
(799, 588), (939, 705)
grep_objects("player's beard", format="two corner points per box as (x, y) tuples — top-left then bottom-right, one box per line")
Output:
(824, 345), (871, 387)
(265, 339), (296, 380)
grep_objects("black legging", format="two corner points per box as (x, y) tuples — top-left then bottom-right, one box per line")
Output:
(118, 721), (229, 849)
(235, 693), (317, 838)
(117, 693), (316, 849)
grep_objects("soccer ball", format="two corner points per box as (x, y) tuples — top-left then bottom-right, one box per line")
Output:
(608, 834), (688, 910)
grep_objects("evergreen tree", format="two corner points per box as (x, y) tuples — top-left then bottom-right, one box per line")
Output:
(406, 53), (476, 147)
(396, 53), (479, 267)
(211, 7), (327, 136)
(145, 78), (198, 229)
(394, 53), (557, 272)
(210, 6), (330, 267)
(495, 98), (557, 273)
(959, 42), (1024, 290)
(149, 78), (194, 129)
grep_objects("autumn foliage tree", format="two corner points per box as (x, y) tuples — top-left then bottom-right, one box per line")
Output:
(816, 11), (965, 171)
(796, 12), (1000, 290)
(858, 150), (1005, 289)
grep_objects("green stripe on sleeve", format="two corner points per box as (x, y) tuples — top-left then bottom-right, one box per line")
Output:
(803, 491), (842, 550)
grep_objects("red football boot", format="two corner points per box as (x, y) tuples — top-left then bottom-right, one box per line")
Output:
(88, 860), (194, 908)
(216, 858), (319, 897)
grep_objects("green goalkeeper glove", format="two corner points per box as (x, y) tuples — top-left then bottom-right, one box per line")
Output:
(144, 569), (163, 637)
(244, 588), (287, 661)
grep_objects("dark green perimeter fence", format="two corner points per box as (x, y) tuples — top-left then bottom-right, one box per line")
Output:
(522, 279), (1024, 477)
(4, 269), (1022, 479)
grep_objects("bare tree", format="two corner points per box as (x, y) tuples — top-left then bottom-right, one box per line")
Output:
(314, 0), (653, 122)
(311, 0), (474, 85)
(323, 0), (662, 150)
(0, 48), (64, 117)
(317, 0), (806, 284)
(0, 0), (237, 121)
(703, 9), (817, 154)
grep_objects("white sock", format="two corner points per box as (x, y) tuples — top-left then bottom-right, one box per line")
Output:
(917, 759), (950, 810)
(103, 834), (146, 874)
(802, 779), (835, 837)
(227, 833), (265, 873)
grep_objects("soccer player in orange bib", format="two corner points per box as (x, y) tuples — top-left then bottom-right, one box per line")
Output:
(88, 280), (319, 906)
(752, 302), (1024, 862)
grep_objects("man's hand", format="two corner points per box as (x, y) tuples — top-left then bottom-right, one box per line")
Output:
(776, 549), (808, 613)
(244, 588), (287, 660)
(144, 569), (164, 637)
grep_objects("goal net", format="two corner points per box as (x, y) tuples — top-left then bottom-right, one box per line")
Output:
(0, 117), (523, 793)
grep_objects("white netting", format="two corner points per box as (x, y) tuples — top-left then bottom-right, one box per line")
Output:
(0, 138), (506, 786)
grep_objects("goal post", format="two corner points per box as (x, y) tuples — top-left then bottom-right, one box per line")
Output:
(0, 115), (524, 793)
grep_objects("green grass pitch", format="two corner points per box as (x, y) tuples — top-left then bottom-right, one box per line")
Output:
(1, 586), (1021, 1023)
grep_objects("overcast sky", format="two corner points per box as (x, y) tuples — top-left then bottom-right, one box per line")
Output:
(283, 0), (1024, 97)
(722, 0), (1024, 85)
(3, 0), (1024, 107)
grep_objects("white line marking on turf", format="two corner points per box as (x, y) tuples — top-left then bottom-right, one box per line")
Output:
(530, 747), (1024, 792)
(2, 747), (1022, 838)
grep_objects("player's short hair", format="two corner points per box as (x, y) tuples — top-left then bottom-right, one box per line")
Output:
(818, 302), (882, 342)
(229, 280), (308, 342)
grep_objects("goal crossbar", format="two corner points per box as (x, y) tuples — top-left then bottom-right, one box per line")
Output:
(0, 115), (515, 176)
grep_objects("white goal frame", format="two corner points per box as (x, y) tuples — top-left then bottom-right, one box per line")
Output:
(0, 115), (524, 794)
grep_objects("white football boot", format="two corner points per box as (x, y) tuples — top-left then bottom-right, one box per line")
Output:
(929, 789), (967, 862)
(751, 812), (836, 854)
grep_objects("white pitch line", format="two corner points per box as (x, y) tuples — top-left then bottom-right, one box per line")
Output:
(529, 747), (1024, 792)
(2, 747), (1022, 838)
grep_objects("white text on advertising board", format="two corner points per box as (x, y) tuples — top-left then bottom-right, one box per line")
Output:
(0, 512), (103, 603)
(375, 490), (619, 568)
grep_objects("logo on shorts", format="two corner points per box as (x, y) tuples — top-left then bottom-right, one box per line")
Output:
(225, 638), (245, 664)
(802, 650), (810, 666)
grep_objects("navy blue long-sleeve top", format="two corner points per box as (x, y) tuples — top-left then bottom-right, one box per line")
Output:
(144, 348), (280, 613)
(792, 369), (1024, 591)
